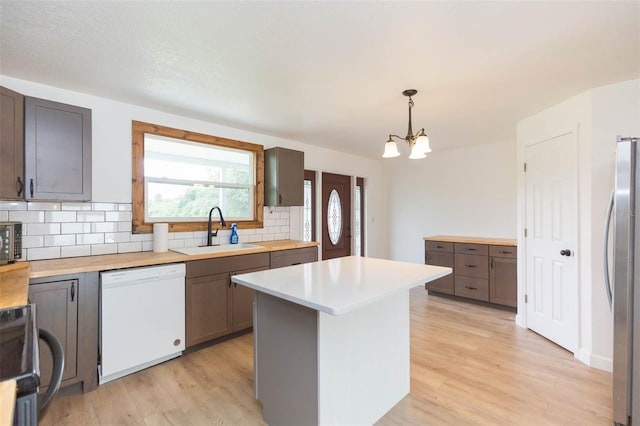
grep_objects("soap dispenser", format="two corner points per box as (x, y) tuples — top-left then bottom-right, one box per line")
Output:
(230, 223), (239, 244)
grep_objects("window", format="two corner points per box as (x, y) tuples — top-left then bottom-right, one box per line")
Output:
(132, 121), (264, 233)
(303, 170), (316, 242)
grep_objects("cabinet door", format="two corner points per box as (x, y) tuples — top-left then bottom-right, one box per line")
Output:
(490, 257), (517, 307)
(0, 86), (25, 200)
(265, 147), (304, 206)
(185, 273), (232, 347)
(231, 266), (269, 332)
(24, 97), (91, 201)
(28, 279), (79, 388)
(425, 251), (454, 295)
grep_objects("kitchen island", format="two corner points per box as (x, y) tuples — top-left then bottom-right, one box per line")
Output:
(232, 256), (451, 426)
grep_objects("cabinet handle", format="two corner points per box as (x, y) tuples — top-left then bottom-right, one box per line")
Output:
(279, 194), (283, 205)
(491, 258), (494, 269)
(464, 264), (477, 268)
(70, 283), (75, 302)
(466, 248), (477, 251)
(16, 177), (24, 197)
(435, 245), (444, 249)
(30, 178), (34, 198)
(499, 250), (512, 254)
(464, 286), (477, 290)
(291, 262), (302, 265)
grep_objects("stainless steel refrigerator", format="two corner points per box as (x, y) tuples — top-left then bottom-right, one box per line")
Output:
(605, 135), (640, 426)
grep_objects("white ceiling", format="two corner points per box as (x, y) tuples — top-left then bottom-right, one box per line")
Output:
(1, 1), (639, 159)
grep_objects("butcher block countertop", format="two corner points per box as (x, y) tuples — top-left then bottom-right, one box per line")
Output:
(423, 235), (517, 246)
(0, 262), (30, 309)
(30, 240), (319, 278)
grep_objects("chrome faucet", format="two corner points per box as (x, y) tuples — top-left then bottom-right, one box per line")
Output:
(207, 206), (227, 246)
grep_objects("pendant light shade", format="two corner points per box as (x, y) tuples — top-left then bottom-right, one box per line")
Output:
(382, 139), (400, 158)
(409, 143), (427, 160)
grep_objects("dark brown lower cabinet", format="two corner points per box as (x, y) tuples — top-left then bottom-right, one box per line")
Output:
(425, 238), (517, 308)
(270, 246), (318, 269)
(28, 272), (99, 393)
(490, 256), (517, 307)
(425, 251), (454, 295)
(185, 253), (270, 348)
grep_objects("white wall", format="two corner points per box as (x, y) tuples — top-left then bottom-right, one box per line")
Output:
(0, 75), (389, 259)
(383, 141), (518, 263)
(516, 78), (640, 371)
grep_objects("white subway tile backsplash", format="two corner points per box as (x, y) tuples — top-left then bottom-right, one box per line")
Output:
(0, 202), (289, 261)
(44, 234), (77, 247)
(105, 232), (131, 243)
(92, 222), (118, 233)
(61, 245), (91, 258)
(61, 223), (91, 234)
(118, 241), (141, 253)
(9, 210), (44, 223)
(77, 233), (105, 245)
(0, 201), (26, 210)
(92, 202), (118, 211)
(105, 211), (132, 222)
(61, 202), (92, 211)
(77, 211), (105, 222)
(22, 235), (44, 249)
(27, 202), (60, 211)
(130, 233), (153, 242)
(27, 223), (61, 236)
(91, 244), (117, 256)
(45, 211), (77, 223)
(118, 222), (132, 232)
(28, 247), (61, 260)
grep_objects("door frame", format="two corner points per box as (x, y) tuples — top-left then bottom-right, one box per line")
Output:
(517, 126), (580, 353)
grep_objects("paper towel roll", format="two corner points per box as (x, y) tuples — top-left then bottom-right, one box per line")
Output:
(153, 223), (169, 252)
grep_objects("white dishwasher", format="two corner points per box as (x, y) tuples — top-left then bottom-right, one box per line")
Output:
(99, 263), (185, 384)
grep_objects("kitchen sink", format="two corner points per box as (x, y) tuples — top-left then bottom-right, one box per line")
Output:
(171, 243), (263, 256)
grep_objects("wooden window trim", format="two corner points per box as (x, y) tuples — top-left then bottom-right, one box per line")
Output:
(304, 169), (316, 242)
(357, 177), (365, 256)
(132, 120), (264, 234)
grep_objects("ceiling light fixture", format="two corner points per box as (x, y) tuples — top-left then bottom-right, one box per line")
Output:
(382, 89), (432, 159)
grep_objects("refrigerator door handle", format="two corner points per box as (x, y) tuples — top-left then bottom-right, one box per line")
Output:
(604, 190), (614, 309)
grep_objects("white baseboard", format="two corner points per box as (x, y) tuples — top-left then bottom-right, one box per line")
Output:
(576, 347), (613, 372)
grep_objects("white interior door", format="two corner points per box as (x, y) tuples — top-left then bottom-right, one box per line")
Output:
(524, 132), (578, 353)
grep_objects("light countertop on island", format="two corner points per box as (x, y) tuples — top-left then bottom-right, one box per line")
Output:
(232, 256), (452, 315)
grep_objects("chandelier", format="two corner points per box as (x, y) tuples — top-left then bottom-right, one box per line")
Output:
(382, 89), (432, 159)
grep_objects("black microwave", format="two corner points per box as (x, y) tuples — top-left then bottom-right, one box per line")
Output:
(0, 221), (22, 265)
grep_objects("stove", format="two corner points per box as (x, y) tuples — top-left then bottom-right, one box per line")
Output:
(0, 304), (39, 425)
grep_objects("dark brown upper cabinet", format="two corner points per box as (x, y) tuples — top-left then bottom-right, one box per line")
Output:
(264, 147), (304, 206)
(24, 96), (92, 201)
(0, 86), (25, 199)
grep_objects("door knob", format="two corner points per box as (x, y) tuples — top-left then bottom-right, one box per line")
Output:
(560, 249), (572, 257)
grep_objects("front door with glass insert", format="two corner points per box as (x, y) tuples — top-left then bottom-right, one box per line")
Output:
(322, 172), (351, 259)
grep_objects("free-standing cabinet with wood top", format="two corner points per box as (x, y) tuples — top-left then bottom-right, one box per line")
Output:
(424, 236), (517, 308)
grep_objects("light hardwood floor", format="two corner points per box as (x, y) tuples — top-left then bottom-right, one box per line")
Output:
(41, 288), (611, 425)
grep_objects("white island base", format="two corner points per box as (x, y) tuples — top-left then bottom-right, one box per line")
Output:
(233, 256), (452, 426)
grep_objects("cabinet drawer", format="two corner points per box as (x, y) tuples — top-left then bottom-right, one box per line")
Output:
(187, 253), (270, 278)
(490, 245), (517, 259)
(455, 254), (488, 278)
(426, 275), (454, 295)
(455, 276), (489, 301)
(270, 247), (318, 269)
(425, 241), (453, 253)
(425, 251), (453, 267)
(455, 243), (488, 256)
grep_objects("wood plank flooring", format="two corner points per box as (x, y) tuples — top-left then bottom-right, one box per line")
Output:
(40, 288), (611, 425)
